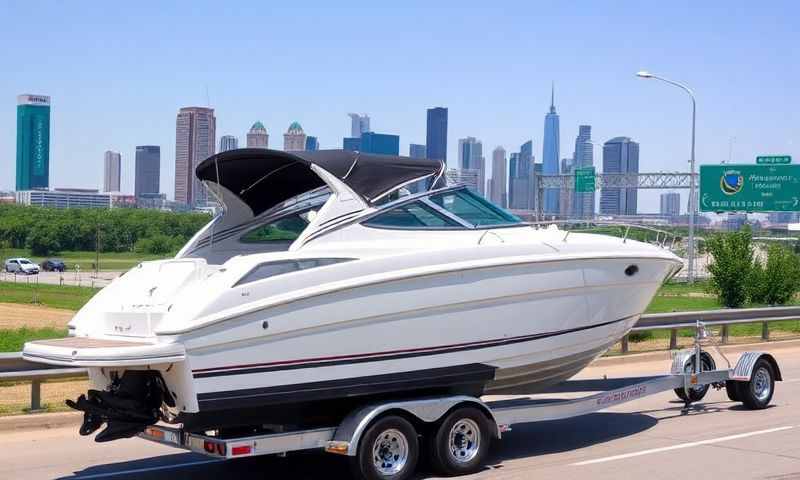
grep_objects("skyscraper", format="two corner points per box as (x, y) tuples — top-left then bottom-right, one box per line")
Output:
(542, 84), (560, 215)
(16, 94), (51, 190)
(660, 192), (681, 217)
(572, 125), (594, 218)
(283, 122), (307, 151)
(219, 135), (238, 152)
(360, 132), (400, 155)
(103, 151), (121, 192)
(305, 136), (319, 151)
(600, 137), (639, 215)
(409, 144), (426, 159)
(519, 140), (533, 177)
(426, 107), (448, 162)
(246, 121), (268, 148)
(508, 141), (533, 210)
(175, 107), (216, 206)
(347, 113), (370, 138)
(458, 137), (485, 195)
(489, 146), (508, 207)
(135, 146), (160, 198)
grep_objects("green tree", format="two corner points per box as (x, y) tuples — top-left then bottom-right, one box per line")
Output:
(751, 244), (800, 305)
(706, 228), (754, 308)
(26, 224), (62, 256)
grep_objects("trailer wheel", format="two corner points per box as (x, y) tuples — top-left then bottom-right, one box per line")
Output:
(428, 407), (491, 476)
(725, 380), (741, 402)
(739, 358), (775, 410)
(674, 352), (715, 403)
(350, 415), (419, 480)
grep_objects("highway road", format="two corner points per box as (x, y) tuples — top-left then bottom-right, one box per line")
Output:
(2, 345), (799, 480)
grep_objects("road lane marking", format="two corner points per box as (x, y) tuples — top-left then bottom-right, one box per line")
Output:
(73, 459), (223, 479)
(571, 426), (795, 466)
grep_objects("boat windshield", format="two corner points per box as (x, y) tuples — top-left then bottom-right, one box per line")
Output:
(428, 189), (522, 227)
(363, 187), (522, 230)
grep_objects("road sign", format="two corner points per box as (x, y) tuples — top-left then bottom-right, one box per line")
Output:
(574, 167), (595, 193)
(700, 164), (800, 212)
(756, 155), (791, 165)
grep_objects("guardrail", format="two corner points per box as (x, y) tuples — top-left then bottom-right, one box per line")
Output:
(0, 353), (86, 411)
(2, 305), (800, 412)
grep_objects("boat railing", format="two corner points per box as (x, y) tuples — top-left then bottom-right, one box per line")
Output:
(527, 220), (682, 250)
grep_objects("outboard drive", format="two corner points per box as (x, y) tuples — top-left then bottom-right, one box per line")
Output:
(67, 370), (174, 442)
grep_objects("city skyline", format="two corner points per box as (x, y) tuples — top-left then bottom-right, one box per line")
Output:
(1, 3), (797, 211)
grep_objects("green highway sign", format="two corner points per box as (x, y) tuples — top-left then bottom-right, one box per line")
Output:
(756, 155), (791, 164)
(574, 167), (595, 193)
(700, 164), (800, 212)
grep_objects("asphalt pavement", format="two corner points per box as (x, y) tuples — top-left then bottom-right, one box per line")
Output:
(1, 345), (799, 479)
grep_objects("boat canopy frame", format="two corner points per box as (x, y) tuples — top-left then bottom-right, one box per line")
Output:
(196, 149), (445, 217)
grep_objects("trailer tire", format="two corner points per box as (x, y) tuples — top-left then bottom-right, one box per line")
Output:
(428, 407), (491, 476)
(739, 358), (775, 410)
(725, 380), (741, 402)
(350, 415), (419, 480)
(674, 352), (715, 403)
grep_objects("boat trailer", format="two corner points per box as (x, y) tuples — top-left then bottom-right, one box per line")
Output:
(140, 323), (781, 480)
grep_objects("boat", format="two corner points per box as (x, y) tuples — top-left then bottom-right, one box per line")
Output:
(22, 148), (682, 442)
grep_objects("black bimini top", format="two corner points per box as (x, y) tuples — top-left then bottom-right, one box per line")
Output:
(196, 149), (444, 216)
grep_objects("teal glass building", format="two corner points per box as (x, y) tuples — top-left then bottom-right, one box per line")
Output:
(16, 94), (51, 190)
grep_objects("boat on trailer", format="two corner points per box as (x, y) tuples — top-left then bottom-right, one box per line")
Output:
(24, 148), (682, 442)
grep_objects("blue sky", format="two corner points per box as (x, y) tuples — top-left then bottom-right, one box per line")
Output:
(1, 1), (797, 212)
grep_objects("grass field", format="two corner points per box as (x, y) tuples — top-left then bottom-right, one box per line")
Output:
(0, 327), (68, 352)
(0, 281), (100, 310)
(0, 378), (87, 416)
(0, 248), (167, 272)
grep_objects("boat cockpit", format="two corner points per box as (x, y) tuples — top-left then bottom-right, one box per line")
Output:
(177, 149), (523, 265)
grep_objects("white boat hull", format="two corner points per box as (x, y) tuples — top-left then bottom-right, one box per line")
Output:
(177, 256), (669, 417)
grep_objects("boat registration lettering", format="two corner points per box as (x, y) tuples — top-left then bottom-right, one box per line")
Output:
(596, 385), (646, 406)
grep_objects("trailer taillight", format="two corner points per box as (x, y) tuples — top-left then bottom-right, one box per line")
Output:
(204, 440), (225, 456)
(231, 445), (252, 456)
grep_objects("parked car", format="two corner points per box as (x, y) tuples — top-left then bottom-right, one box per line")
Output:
(40, 258), (66, 272)
(4, 258), (40, 275)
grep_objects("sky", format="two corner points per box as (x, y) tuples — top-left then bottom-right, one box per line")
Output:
(1, 1), (798, 212)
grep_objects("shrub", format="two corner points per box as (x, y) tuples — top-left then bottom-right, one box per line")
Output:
(751, 244), (800, 305)
(706, 228), (754, 308)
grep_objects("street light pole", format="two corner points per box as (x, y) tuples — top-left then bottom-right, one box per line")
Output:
(637, 71), (697, 283)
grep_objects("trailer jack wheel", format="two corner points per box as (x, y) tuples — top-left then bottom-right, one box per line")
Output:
(674, 353), (715, 404)
(737, 358), (775, 410)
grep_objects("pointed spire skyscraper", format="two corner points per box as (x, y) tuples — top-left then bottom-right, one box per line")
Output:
(542, 82), (561, 216)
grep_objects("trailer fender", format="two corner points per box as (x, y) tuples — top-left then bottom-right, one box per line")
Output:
(731, 352), (782, 382)
(325, 395), (497, 457)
